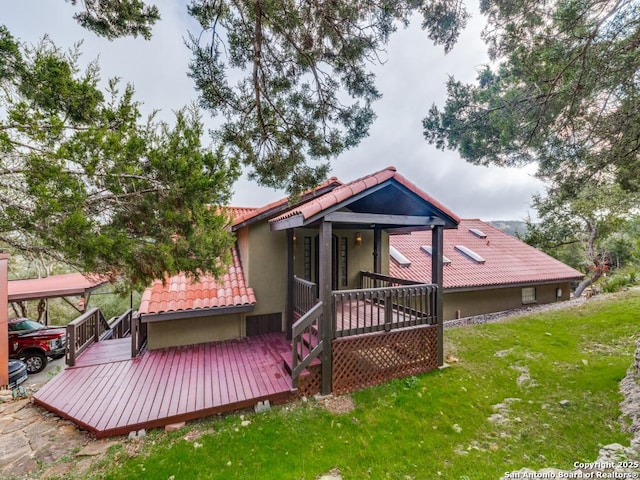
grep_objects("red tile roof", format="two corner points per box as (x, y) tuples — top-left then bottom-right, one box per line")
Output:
(225, 206), (257, 220)
(389, 219), (583, 290)
(138, 247), (256, 316)
(269, 166), (461, 225)
(231, 177), (342, 228)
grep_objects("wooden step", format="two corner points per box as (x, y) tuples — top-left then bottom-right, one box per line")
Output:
(281, 347), (321, 376)
(302, 332), (318, 349)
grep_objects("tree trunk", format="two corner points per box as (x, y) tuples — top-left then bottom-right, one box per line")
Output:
(574, 269), (604, 298)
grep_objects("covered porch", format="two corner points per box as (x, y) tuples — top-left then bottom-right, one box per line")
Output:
(272, 167), (459, 395)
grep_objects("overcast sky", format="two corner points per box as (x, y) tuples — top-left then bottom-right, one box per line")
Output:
(3, 1), (544, 221)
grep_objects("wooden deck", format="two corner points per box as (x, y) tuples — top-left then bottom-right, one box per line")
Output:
(33, 333), (294, 438)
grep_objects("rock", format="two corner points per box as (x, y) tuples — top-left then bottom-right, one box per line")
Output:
(318, 468), (342, 480)
(254, 400), (271, 413)
(165, 422), (186, 432)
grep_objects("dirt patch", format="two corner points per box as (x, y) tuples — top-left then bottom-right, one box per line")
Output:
(320, 395), (355, 414)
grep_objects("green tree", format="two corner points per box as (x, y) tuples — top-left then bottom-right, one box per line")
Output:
(59, 1), (473, 195)
(0, 28), (239, 288)
(187, 0), (470, 195)
(67, 0), (160, 40)
(423, 0), (640, 192)
(523, 179), (639, 297)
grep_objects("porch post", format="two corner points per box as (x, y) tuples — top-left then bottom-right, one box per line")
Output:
(373, 228), (382, 274)
(431, 225), (444, 367)
(285, 229), (294, 340)
(0, 254), (8, 387)
(319, 220), (333, 395)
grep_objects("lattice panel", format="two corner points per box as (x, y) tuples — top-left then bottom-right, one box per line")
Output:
(332, 325), (438, 395)
(296, 364), (322, 398)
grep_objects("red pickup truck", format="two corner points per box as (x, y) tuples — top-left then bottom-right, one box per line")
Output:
(8, 318), (66, 374)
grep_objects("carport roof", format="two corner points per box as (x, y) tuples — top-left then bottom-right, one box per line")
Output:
(8, 273), (108, 302)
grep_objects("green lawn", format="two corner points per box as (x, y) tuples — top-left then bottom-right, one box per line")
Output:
(79, 290), (639, 480)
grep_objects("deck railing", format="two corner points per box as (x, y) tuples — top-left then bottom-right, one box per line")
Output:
(293, 276), (318, 317)
(131, 314), (147, 358)
(333, 280), (436, 337)
(66, 307), (111, 366)
(291, 301), (323, 389)
(106, 309), (133, 339)
(359, 271), (426, 289)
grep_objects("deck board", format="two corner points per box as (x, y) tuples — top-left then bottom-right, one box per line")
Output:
(34, 333), (294, 438)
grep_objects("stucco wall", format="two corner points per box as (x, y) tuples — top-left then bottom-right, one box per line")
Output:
(293, 228), (389, 290)
(245, 221), (287, 322)
(443, 282), (571, 320)
(146, 313), (243, 350)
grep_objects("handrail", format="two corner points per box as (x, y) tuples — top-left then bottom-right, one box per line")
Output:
(359, 271), (426, 288)
(66, 307), (110, 366)
(291, 301), (323, 389)
(293, 276), (318, 316)
(107, 309), (132, 339)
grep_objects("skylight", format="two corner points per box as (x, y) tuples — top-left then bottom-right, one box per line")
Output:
(455, 245), (486, 264)
(389, 246), (411, 267)
(420, 245), (452, 265)
(469, 228), (487, 238)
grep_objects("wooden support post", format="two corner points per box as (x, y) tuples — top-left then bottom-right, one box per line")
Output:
(0, 254), (9, 387)
(373, 228), (382, 287)
(319, 220), (333, 395)
(285, 229), (294, 341)
(431, 225), (445, 367)
(66, 323), (76, 367)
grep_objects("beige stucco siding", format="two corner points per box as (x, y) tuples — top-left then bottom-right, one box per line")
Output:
(293, 228), (389, 290)
(443, 282), (571, 320)
(146, 313), (243, 350)
(245, 221), (287, 324)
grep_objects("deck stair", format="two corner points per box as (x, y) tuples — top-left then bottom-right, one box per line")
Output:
(281, 330), (321, 377)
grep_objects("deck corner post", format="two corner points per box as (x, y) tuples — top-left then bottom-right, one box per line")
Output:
(0, 254), (8, 387)
(432, 225), (445, 367)
(66, 323), (76, 367)
(285, 229), (295, 341)
(319, 220), (333, 395)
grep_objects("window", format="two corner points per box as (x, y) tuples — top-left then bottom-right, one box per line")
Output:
(340, 237), (348, 286)
(304, 237), (312, 280)
(522, 287), (536, 304)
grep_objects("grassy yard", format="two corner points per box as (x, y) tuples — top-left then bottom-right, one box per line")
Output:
(76, 290), (638, 480)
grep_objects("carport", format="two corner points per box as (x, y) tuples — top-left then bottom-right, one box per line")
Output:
(1, 267), (108, 387)
(8, 272), (108, 325)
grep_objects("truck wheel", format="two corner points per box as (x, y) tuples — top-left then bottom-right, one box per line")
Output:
(23, 351), (47, 374)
